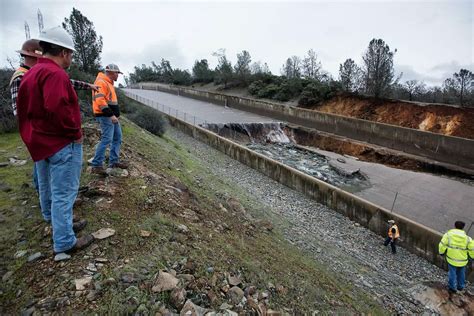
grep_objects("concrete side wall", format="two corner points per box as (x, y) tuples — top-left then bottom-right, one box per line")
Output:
(135, 83), (474, 170)
(124, 89), (473, 281)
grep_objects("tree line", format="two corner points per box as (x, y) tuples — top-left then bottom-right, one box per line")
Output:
(127, 39), (473, 107)
(0, 7), (167, 134)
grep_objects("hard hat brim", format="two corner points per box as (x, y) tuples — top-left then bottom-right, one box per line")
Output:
(106, 70), (123, 74)
(16, 49), (43, 58)
(32, 36), (76, 52)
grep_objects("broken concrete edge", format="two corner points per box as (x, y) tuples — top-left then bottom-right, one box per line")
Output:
(130, 83), (474, 172)
(125, 91), (473, 282)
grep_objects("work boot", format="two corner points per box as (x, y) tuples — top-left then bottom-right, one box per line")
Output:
(110, 161), (129, 169)
(62, 234), (95, 254)
(72, 219), (87, 233)
(91, 166), (107, 176)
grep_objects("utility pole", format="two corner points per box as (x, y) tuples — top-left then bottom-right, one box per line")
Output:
(24, 21), (30, 39)
(37, 9), (44, 33)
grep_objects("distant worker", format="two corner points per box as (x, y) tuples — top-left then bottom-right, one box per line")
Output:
(16, 26), (95, 254)
(384, 219), (400, 254)
(90, 64), (128, 175)
(438, 221), (474, 294)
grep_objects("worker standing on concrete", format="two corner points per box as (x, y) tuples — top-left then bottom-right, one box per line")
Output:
(89, 64), (128, 175)
(384, 219), (400, 254)
(16, 26), (95, 254)
(439, 221), (474, 293)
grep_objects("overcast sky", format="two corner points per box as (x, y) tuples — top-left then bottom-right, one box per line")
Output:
(1, 0), (472, 86)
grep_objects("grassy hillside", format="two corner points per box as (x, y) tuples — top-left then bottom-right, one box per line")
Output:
(0, 116), (385, 314)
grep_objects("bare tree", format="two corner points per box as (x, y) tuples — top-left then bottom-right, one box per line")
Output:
(404, 80), (426, 101)
(262, 63), (271, 75)
(250, 61), (262, 75)
(339, 58), (361, 92)
(362, 38), (399, 98)
(281, 56), (301, 79)
(302, 49), (322, 80)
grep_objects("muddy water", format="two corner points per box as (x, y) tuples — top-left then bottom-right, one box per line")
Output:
(203, 123), (370, 192)
(247, 143), (370, 192)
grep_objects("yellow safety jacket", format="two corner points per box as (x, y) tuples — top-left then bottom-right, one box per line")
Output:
(92, 72), (119, 117)
(439, 229), (474, 267)
(9, 66), (29, 86)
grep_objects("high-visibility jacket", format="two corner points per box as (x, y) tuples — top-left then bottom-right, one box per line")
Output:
(9, 66), (29, 86)
(439, 229), (474, 267)
(92, 72), (119, 117)
(388, 224), (400, 239)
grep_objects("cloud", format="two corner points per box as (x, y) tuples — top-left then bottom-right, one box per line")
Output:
(396, 62), (474, 86)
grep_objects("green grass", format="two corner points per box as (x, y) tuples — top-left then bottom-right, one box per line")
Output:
(0, 121), (386, 314)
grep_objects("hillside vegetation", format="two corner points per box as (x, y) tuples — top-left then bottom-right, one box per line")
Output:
(0, 111), (384, 314)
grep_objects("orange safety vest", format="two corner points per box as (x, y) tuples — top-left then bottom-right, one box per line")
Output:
(9, 66), (29, 86)
(388, 224), (400, 239)
(92, 72), (118, 115)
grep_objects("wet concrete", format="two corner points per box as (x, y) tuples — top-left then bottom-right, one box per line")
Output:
(123, 88), (277, 124)
(123, 88), (474, 235)
(307, 147), (474, 236)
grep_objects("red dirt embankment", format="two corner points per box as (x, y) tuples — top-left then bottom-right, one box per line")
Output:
(309, 95), (474, 139)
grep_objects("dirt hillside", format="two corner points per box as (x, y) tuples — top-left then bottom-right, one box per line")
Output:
(312, 94), (474, 139)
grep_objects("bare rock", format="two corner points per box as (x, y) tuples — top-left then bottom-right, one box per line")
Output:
(75, 277), (93, 291)
(227, 286), (244, 305)
(180, 299), (208, 316)
(140, 230), (151, 237)
(15, 250), (28, 258)
(170, 288), (186, 310)
(92, 228), (115, 239)
(2, 271), (13, 282)
(227, 275), (241, 286)
(9, 158), (27, 166)
(27, 252), (43, 262)
(152, 270), (179, 293)
(177, 224), (189, 234)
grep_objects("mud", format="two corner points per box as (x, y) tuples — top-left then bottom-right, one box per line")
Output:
(309, 94), (474, 139)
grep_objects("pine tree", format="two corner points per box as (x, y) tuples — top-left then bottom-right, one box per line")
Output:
(63, 8), (103, 74)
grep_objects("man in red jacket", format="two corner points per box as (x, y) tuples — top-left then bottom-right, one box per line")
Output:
(17, 26), (94, 254)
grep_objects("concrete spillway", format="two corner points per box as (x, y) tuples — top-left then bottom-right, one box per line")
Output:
(123, 88), (474, 237)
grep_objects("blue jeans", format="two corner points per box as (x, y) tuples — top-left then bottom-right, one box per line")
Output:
(448, 263), (466, 291)
(33, 164), (39, 192)
(36, 143), (82, 253)
(91, 117), (122, 167)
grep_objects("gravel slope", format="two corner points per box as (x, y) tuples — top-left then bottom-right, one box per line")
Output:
(165, 126), (472, 314)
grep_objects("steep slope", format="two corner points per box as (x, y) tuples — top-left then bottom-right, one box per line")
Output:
(0, 119), (384, 314)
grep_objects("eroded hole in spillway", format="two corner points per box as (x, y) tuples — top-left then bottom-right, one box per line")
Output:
(202, 122), (370, 192)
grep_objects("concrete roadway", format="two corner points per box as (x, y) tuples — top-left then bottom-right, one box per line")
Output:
(123, 88), (474, 236)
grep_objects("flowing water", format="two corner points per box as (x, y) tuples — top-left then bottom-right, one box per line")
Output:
(204, 122), (370, 192)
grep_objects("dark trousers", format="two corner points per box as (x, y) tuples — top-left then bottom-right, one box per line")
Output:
(384, 237), (397, 253)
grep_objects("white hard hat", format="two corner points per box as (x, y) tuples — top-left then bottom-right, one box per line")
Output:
(105, 64), (123, 74)
(33, 26), (75, 51)
(388, 220), (395, 224)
